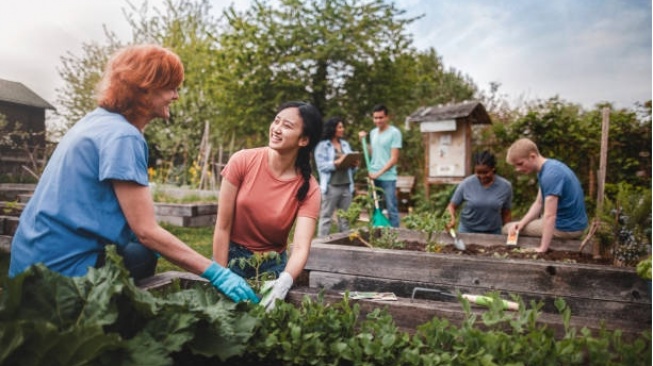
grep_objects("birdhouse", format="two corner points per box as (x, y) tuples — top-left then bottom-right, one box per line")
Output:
(405, 101), (492, 197)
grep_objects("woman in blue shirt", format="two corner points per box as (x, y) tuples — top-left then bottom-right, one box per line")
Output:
(9, 44), (257, 303)
(314, 117), (358, 237)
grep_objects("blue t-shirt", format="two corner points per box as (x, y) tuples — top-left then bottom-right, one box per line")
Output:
(369, 125), (402, 181)
(450, 174), (513, 233)
(9, 108), (149, 277)
(538, 159), (588, 232)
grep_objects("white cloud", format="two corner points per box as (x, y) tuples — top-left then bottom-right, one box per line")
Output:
(405, 0), (651, 109)
(0, 0), (650, 113)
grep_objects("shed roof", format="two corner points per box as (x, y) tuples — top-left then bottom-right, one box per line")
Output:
(406, 100), (491, 125)
(0, 78), (55, 110)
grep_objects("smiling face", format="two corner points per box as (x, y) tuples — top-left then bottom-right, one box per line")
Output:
(148, 87), (179, 121)
(475, 164), (495, 186)
(335, 122), (345, 139)
(269, 107), (308, 152)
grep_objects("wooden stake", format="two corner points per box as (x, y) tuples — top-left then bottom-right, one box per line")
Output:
(580, 107), (610, 254)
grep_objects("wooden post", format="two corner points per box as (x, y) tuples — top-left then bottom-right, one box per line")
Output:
(198, 121), (211, 190)
(423, 132), (431, 198)
(596, 107), (610, 215)
(580, 107), (610, 254)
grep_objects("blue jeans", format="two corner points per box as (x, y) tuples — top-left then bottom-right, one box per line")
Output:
(374, 179), (400, 228)
(96, 241), (158, 281)
(227, 242), (288, 279)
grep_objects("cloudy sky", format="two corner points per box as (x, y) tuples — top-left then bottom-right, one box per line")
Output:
(1, 0), (651, 114)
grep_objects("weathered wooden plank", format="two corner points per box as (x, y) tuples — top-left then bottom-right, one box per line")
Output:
(133, 271), (647, 341)
(155, 214), (216, 227)
(315, 229), (588, 253)
(0, 184), (36, 201)
(153, 202), (217, 217)
(0, 216), (19, 236)
(136, 270), (207, 290)
(286, 287), (646, 341)
(0, 235), (11, 254)
(305, 243), (648, 303)
(308, 271), (651, 323)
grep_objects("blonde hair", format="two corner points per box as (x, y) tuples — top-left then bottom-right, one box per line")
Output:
(506, 138), (540, 164)
(96, 44), (184, 123)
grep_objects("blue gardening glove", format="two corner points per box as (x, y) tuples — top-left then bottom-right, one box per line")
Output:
(201, 262), (259, 303)
(260, 271), (293, 311)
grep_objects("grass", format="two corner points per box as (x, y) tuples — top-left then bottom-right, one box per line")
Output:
(157, 223), (214, 273)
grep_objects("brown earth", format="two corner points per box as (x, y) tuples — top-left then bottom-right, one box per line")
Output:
(399, 241), (615, 265)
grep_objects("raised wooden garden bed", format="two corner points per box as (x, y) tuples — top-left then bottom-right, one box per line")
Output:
(137, 270), (647, 341)
(153, 202), (217, 227)
(304, 229), (651, 337)
(0, 183), (36, 201)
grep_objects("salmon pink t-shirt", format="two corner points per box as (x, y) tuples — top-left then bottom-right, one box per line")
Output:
(221, 147), (320, 252)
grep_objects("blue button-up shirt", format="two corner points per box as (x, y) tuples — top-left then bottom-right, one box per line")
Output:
(314, 139), (356, 194)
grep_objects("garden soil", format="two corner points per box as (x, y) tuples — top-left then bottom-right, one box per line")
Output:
(399, 241), (615, 265)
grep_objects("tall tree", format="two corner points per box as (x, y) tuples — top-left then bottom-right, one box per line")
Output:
(54, 0), (478, 185)
(213, 0), (422, 146)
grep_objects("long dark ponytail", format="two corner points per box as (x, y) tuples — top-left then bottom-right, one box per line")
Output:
(277, 101), (322, 201)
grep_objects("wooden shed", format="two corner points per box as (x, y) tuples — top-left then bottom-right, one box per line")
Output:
(0, 78), (55, 180)
(405, 101), (491, 197)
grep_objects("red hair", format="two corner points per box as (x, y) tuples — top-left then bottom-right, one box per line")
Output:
(96, 44), (184, 123)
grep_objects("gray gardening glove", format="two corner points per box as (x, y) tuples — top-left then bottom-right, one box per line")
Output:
(260, 271), (293, 311)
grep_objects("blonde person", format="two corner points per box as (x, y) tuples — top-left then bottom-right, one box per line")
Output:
(314, 116), (358, 237)
(213, 101), (322, 310)
(9, 45), (258, 303)
(503, 138), (588, 252)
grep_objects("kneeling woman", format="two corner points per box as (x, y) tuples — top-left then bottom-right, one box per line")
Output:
(213, 101), (322, 309)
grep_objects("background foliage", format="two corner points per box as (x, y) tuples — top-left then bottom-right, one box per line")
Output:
(52, 0), (651, 233)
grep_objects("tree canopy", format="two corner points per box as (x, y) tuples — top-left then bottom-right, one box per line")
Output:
(53, 0), (650, 210)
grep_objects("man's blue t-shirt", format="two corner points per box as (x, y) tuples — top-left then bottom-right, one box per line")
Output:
(538, 159), (588, 232)
(9, 108), (149, 277)
(369, 125), (402, 181)
(450, 174), (513, 233)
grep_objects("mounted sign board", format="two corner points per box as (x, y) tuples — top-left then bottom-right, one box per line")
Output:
(427, 120), (467, 178)
(419, 119), (456, 133)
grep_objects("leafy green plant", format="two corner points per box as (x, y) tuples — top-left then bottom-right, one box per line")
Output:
(336, 194), (367, 231)
(1, 200), (20, 215)
(373, 227), (402, 250)
(1, 252), (650, 365)
(596, 183), (652, 265)
(0, 246), (258, 365)
(229, 251), (280, 292)
(338, 193), (404, 249)
(637, 256), (652, 280)
(403, 210), (450, 250)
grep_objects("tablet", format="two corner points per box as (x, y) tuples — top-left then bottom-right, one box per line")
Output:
(340, 152), (361, 168)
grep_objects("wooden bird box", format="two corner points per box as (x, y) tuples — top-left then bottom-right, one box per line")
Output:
(406, 101), (492, 196)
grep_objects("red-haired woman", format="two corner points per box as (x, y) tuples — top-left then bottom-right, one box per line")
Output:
(9, 45), (258, 303)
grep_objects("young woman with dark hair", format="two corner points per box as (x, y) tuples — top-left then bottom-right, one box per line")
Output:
(314, 116), (358, 237)
(9, 44), (258, 304)
(446, 150), (513, 234)
(212, 101), (323, 310)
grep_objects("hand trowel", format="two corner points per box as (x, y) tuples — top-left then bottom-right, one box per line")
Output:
(449, 228), (466, 251)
